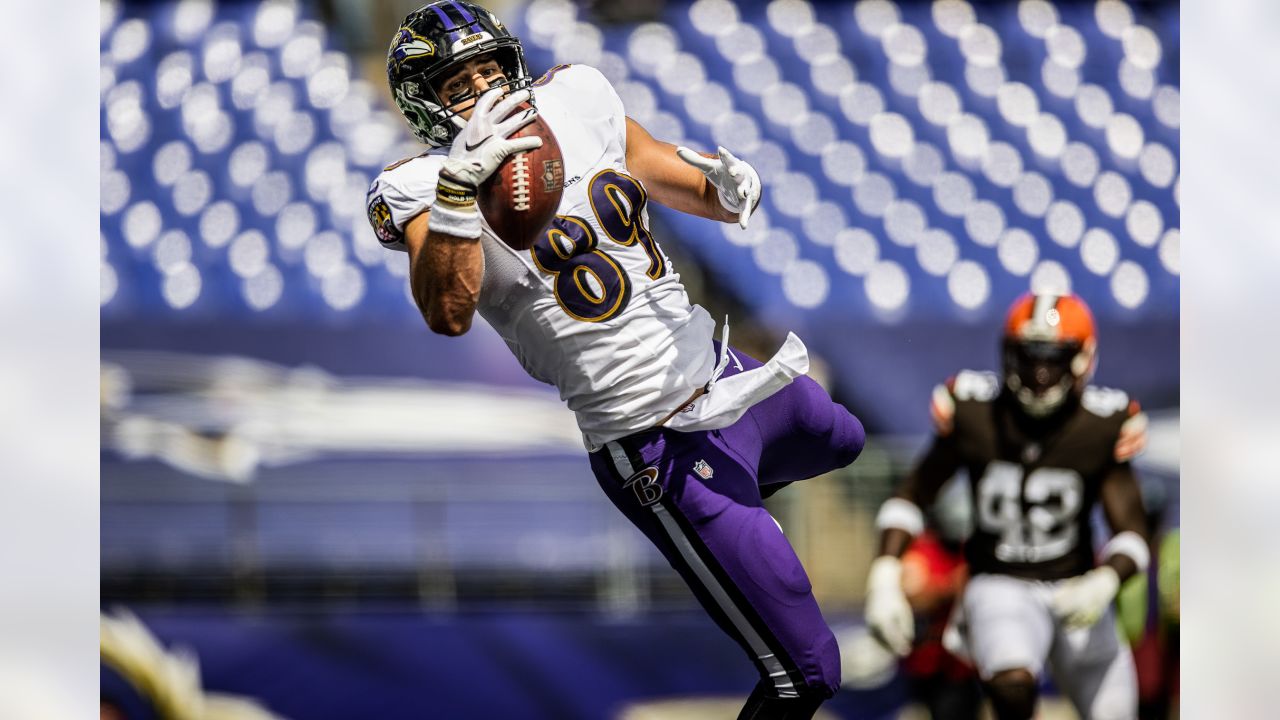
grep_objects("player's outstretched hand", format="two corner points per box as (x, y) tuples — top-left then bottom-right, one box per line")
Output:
(676, 145), (762, 229)
(1050, 566), (1121, 629)
(864, 556), (914, 657)
(440, 87), (543, 190)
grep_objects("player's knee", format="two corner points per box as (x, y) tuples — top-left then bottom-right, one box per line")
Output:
(1087, 672), (1138, 720)
(985, 669), (1038, 720)
(791, 378), (865, 468)
(812, 398), (864, 470)
(1089, 696), (1138, 720)
(829, 404), (865, 468)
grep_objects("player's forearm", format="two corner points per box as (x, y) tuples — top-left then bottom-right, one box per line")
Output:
(877, 527), (914, 559)
(625, 117), (738, 223)
(1099, 523), (1148, 584)
(874, 440), (959, 557)
(1098, 465), (1149, 583)
(1103, 554), (1139, 583)
(665, 181), (737, 222)
(874, 495), (926, 558)
(665, 174), (738, 222)
(639, 151), (735, 221)
(412, 228), (483, 336)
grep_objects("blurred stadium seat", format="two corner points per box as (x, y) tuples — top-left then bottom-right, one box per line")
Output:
(101, 0), (1178, 324)
(100, 0), (1179, 431)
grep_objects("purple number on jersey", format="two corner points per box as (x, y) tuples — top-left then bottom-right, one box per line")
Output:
(530, 169), (668, 322)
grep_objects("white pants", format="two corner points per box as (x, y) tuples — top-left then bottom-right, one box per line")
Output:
(959, 574), (1137, 720)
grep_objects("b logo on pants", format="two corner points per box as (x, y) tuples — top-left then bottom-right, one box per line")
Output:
(625, 467), (663, 506)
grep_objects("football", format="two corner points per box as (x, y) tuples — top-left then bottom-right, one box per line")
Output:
(479, 108), (564, 251)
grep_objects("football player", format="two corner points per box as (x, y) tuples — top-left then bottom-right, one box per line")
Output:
(366, 3), (866, 718)
(864, 293), (1149, 720)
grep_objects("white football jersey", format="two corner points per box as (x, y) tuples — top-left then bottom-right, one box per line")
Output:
(367, 64), (717, 451)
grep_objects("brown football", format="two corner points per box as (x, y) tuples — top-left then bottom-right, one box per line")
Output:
(479, 108), (564, 251)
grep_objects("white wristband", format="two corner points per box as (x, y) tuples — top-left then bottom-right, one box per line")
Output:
(428, 200), (482, 240)
(876, 498), (925, 536)
(1102, 530), (1150, 574)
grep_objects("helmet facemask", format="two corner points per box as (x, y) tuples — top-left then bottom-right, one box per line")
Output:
(1002, 337), (1096, 417)
(391, 37), (531, 147)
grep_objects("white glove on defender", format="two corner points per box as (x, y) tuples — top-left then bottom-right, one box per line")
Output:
(675, 145), (762, 229)
(1050, 566), (1120, 629)
(432, 87), (542, 239)
(865, 556), (914, 657)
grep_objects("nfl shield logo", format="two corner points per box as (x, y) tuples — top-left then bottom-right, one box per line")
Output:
(693, 459), (714, 480)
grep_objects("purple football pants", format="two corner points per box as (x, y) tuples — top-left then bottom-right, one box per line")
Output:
(589, 344), (865, 698)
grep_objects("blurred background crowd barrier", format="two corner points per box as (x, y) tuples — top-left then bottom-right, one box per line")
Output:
(100, 0), (1178, 717)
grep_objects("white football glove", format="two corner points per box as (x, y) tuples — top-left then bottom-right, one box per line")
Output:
(439, 87), (542, 190)
(432, 87), (543, 238)
(1050, 566), (1120, 629)
(675, 145), (762, 229)
(864, 556), (914, 657)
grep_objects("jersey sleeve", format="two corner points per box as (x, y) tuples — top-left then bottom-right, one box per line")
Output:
(1081, 385), (1147, 462)
(1114, 399), (1148, 462)
(365, 153), (447, 252)
(929, 377), (958, 437)
(936, 369), (1001, 437)
(534, 64), (627, 150)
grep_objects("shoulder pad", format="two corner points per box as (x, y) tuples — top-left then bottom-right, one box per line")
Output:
(531, 63), (575, 88)
(533, 64), (625, 135)
(534, 63), (606, 92)
(949, 370), (1001, 403)
(1081, 385), (1132, 418)
(930, 381), (956, 436)
(1114, 399), (1147, 462)
(366, 153), (447, 251)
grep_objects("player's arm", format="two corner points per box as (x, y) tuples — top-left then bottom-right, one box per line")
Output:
(624, 117), (760, 228)
(864, 437), (961, 656)
(401, 87), (541, 336)
(877, 437), (963, 558)
(865, 383), (963, 656)
(1051, 404), (1150, 628)
(1050, 462), (1149, 628)
(1098, 462), (1149, 582)
(877, 381), (965, 558)
(403, 210), (484, 336)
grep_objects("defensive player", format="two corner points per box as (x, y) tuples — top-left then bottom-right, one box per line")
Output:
(864, 293), (1148, 720)
(366, 4), (866, 718)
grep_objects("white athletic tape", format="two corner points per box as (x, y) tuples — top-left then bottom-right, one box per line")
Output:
(875, 498), (924, 536)
(1101, 530), (1150, 574)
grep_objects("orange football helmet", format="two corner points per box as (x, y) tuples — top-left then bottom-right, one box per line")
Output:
(1001, 293), (1097, 417)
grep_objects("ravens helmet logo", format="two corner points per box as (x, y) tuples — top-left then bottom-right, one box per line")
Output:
(389, 27), (436, 71)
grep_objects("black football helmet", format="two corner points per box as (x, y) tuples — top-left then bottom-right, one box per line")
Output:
(387, 1), (532, 146)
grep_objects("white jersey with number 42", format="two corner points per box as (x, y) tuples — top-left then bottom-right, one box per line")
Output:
(366, 64), (717, 450)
